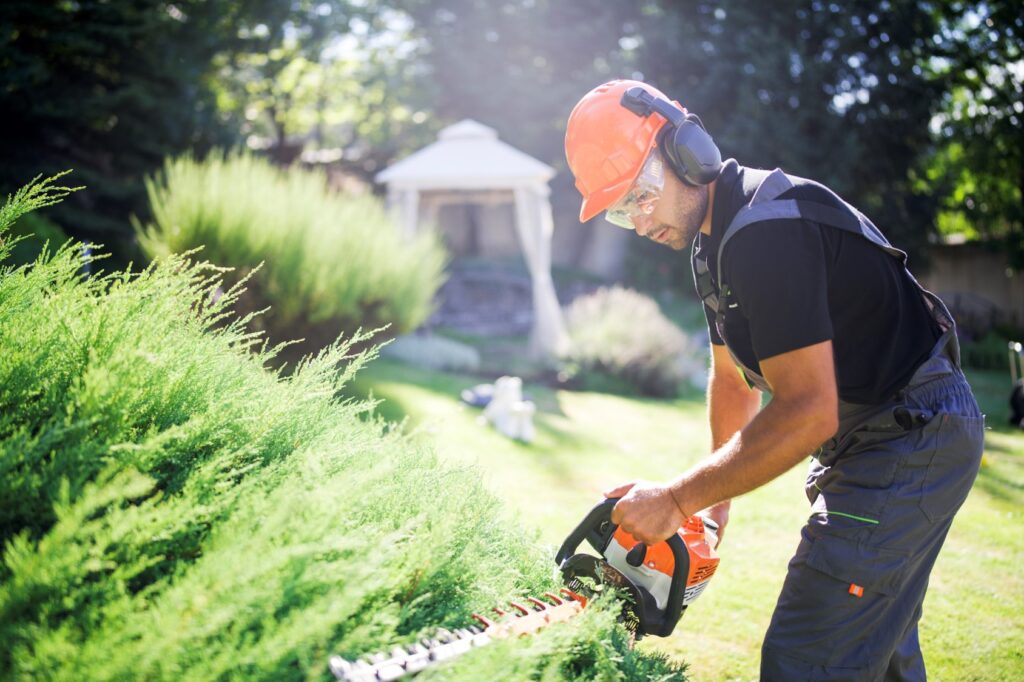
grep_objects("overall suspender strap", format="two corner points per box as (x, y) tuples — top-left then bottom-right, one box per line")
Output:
(718, 198), (910, 280)
(708, 170), (802, 391)
(694, 167), (962, 393)
(693, 169), (798, 318)
(717, 169), (910, 286)
(693, 255), (719, 312)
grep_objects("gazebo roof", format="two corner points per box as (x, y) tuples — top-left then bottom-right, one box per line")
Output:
(375, 119), (555, 190)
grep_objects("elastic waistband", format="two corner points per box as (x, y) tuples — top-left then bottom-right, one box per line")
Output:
(901, 352), (960, 393)
(832, 356), (970, 439)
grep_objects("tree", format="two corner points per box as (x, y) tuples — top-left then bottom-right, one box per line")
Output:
(210, 2), (438, 181)
(389, 0), (642, 269)
(926, 0), (1023, 267)
(623, 1), (951, 263)
(0, 1), (268, 251)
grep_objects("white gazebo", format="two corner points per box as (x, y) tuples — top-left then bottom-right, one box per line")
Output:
(375, 119), (568, 359)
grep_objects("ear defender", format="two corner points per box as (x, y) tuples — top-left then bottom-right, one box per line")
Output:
(620, 86), (722, 186)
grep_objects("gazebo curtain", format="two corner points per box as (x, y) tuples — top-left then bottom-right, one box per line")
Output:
(385, 184), (568, 360)
(514, 184), (569, 359)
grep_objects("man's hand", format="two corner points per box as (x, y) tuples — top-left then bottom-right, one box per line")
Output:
(603, 480), (687, 545)
(697, 500), (730, 549)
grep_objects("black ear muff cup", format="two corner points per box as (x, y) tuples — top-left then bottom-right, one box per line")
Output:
(665, 114), (722, 186)
(621, 85), (723, 186)
(657, 128), (687, 183)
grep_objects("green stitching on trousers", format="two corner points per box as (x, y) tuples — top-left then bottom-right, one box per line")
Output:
(814, 510), (880, 525)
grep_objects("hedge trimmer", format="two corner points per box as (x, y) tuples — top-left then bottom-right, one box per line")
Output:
(329, 498), (720, 681)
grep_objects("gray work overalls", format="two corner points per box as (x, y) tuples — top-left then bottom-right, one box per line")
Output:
(693, 169), (985, 681)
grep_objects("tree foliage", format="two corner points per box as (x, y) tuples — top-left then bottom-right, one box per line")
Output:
(208, 1), (438, 180)
(926, 0), (1023, 266)
(0, 0), (1019, 272)
(393, 0), (1021, 272)
(0, 0), (262, 248)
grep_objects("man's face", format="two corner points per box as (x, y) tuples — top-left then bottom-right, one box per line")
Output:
(631, 175), (708, 251)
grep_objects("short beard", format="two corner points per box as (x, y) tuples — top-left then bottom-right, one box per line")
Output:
(657, 183), (709, 251)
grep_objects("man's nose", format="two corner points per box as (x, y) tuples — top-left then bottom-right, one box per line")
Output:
(633, 214), (655, 236)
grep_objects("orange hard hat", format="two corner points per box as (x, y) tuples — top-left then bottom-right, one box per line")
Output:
(565, 79), (681, 222)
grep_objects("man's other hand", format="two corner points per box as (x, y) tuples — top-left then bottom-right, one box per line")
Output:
(697, 500), (730, 549)
(603, 480), (686, 545)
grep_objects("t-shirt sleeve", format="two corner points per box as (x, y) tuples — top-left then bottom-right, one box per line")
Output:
(720, 219), (833, 360)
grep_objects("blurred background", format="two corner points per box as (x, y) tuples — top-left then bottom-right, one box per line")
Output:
(2, 4), (1022, 679)
(1, 1), (1021, 360)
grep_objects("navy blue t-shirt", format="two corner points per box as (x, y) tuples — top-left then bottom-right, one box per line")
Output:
(693, 159), (941, 404)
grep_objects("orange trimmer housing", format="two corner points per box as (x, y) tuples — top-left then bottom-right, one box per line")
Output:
(554, 498), (720, 638)
(607, 515), (719, 609)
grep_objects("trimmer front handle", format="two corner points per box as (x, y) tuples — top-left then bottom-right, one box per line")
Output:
(555, 497), (690, 637)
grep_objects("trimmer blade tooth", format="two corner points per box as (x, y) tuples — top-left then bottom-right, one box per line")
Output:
(405, 655), (431, 673)
(327, 656), (351, 677)
(329, 583), (590, 679)
(377, 665), (406, 681)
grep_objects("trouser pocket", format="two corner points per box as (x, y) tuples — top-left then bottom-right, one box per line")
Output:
(910, 413), (985, 522)
(808, 411), (920, 524)
(763, 531), (909, 671)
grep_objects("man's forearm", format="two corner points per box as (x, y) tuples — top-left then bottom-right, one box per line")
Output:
(609, 343), (837, 545)
(703, 351), (762, 517)
(673, 391), (836, 515)
(708, 363), (761, 450)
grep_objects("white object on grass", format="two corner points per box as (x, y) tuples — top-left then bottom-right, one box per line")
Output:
(482, 376), (536, 443)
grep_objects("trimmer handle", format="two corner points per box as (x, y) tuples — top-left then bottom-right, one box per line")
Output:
(554, 497), (619, 565)
(554, 497), (690, 637)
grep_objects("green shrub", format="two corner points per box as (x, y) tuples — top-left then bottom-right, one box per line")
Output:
(4, 211), (70, 266)
(562, 286), (706, 397)
(0, 175), (685, 681)
(961, 332), (1017, 372)
(136, 152), (447, 344)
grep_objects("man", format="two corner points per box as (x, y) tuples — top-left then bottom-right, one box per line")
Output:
(564, 79), (985, 680)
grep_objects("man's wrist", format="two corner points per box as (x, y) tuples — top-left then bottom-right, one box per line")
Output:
(667, 482), (692, 518)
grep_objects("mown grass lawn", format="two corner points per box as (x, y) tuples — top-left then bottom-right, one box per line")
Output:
(350, 358), (1023, 681)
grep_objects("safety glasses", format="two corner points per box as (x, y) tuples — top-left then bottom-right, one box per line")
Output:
(604, 149), (666, 230)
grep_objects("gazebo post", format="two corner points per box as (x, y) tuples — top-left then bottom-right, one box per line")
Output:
(402, 188), (419, 238)
(514, 184), (569, 360)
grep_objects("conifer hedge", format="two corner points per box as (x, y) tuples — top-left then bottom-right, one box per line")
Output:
(0, 175), (685, 680)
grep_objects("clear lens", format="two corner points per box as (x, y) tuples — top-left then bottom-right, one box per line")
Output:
(604, 206), (636, 229)
(603, 150), (665, 230)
